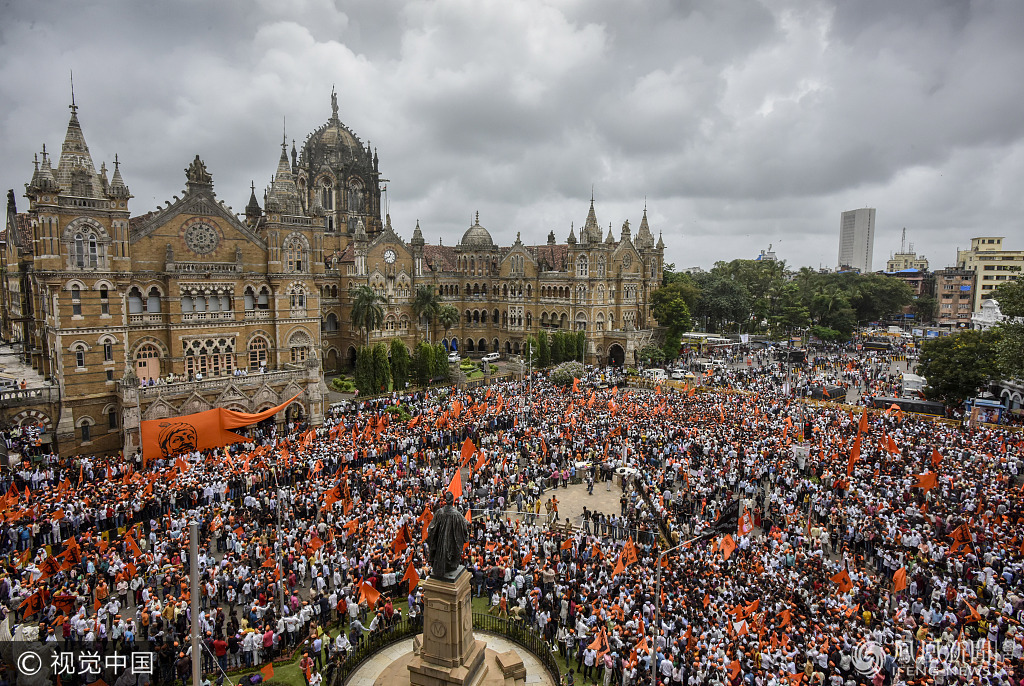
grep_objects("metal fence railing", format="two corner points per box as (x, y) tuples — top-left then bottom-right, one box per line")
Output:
(331, 617), (422, 686)
(471, 613), (560, 686)
(329, 613), (560, 686)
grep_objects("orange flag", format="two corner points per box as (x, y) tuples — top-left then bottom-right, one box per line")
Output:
(830, 569), (853, 594)
(719, 534), (737, 560)
(893, 567), (907, 592)
(572, 377), (580, 393)
(359, 581), (381, 607)
(401, 559), (420, 592)
(447, 469), (463, 499)
(260, 664), (274, 680)
(858, 410), (868, 434)
(931, 449), (943, 468)
(460, 438), (476, 462)
(912, 472), (938, 492)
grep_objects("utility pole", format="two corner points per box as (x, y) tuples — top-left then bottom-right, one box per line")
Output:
(189, 521), (201, 686)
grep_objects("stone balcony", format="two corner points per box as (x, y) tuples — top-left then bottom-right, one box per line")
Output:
(0, 385), (60, 408)
(130, 368), (309, 400)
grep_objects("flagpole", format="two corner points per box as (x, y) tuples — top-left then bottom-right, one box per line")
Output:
(652, 536), (699, 686)
(190, 520), (201, 686)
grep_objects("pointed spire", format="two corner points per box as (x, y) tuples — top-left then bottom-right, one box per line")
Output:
(108, 153), (131, 200)
(583, 193), (600, 242)
(69, 69), (78, 121)
(605, 224), (615, 244)
(656, 231), (665, 250)
(54, 93), (103, 198)
(567, 221), (577, 244)
(245, 180), (262, 222)
(636, 206), (654, 249)
(411, 219), (424, 246)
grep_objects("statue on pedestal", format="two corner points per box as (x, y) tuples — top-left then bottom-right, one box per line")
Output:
(426, 491), (470, 581)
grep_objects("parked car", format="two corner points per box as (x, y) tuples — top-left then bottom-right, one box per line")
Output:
(482, 352), (500, 363)
(448, 352), (461, 363)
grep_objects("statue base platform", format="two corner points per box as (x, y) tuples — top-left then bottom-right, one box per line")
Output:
(405, 571), (489, 686)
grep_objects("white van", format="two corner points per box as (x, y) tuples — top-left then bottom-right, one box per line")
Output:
(482, 352), (500, 363)
(643, 368), (668, 381)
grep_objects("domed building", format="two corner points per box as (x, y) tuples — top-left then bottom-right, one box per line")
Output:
(1, 89), (665, 456)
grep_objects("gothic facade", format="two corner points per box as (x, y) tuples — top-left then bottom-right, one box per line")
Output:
(1, 93), (664, 457)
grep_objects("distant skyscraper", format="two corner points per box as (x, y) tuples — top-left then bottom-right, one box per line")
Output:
(837, 208), (875, 272)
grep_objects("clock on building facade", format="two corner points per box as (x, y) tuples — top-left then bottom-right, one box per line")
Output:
(384, 249), (397, 264)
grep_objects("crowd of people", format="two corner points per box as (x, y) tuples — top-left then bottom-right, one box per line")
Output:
(1, 346), (1023, 686)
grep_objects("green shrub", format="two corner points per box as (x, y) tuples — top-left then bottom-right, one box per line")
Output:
(550, 361), (585, 387)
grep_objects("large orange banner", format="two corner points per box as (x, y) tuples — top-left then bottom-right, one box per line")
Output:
(141, 393), (300, 461)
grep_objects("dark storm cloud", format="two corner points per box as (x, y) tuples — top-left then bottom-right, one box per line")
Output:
(2, 0), (1023, 270)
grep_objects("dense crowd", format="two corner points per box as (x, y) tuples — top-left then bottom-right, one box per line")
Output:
(1, 348), (1023, 686)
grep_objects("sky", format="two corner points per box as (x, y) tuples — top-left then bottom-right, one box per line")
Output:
(2, 0), (1023, 272)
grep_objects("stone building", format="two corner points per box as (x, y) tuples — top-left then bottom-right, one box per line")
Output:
(1, 92), (664, 457)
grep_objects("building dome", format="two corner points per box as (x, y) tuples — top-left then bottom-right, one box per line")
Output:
(460, 212), (494, 248)
(298, 91), (373, 172)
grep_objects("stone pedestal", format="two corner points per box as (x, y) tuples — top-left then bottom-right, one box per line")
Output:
(407, 570), (488, 686)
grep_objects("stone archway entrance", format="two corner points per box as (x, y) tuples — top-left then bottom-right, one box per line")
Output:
(347, 346), (357, 369)
(608, 343), (625, 367)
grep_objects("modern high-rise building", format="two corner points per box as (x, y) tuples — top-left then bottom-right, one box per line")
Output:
(837, 208), (875, 273)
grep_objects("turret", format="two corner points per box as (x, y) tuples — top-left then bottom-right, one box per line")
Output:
(107, 154), (131, 201)
(245, 181), (262, 226)
(567, 222), (577, 245)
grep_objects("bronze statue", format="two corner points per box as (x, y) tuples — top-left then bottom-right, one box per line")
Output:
(425, 491), (470, 581)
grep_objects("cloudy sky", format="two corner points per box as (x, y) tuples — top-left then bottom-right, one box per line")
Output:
(2, 0), (1023, 271)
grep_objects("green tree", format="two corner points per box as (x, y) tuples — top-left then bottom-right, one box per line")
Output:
(390, 338), (410, 390)
(918, 329), (1002, 407)
(437, 304), (460, 343)
(372, 342), (391, 394)
(551, 332), (565, 364)
(809, 325), (846, 343)
(575, 330), (586, 361)
(537, 330), (551, 368)
(431, 343), (449, 382)
(354, 346), (374, 396)
(349, 284), (386, 346)
(412, 285), (441, 343)
(637, 344), (665, 366)
(912, 295), (937, 325)
(691, 273), (751, 333)
(991, 279), (1024, 379)
(662, 330), (682, 362)
(413, 341), (433, 386)
(652, 291), (693, 337)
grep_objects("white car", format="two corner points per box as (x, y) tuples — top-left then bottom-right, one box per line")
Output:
(448, 352), (461, 363)
(482, 352), (500, 363)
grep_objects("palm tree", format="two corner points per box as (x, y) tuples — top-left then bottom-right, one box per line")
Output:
(350, 284), (386, 347)
(437, 304), (460, 345)
(412, 285), (441, 343)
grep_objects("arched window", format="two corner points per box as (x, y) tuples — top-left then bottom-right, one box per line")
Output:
(99, 286), (110, 315)
(578, 255), (588, 277)
(71, 232), (100, 268)
(324, 313), (339, 332)
(79, 418), (93, 443)
(136, 343), (161, 381)
(283, 234), (309, 273)
(71, 286), (82, 316)
(320, 180), (334, 211)
(257, 286), (271, 310)
(526, 312), (532, 328)
(248, 337), (268, 370)
(102, 339), (114, 361)
(244, 287), (255, 310)
(147, 287), (162, 313)
(289, 286), (306, 309)
(347, 179), (364, 214)
(73, 343), (86, 369)
(597, 256), (606, 278)
(107, 407), (119, 430)
(289, 331), (311, 364)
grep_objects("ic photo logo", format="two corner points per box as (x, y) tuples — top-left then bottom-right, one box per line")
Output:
(853, 640), (885, 676)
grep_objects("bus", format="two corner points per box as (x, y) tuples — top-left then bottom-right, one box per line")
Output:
(679, 333), (735, 356)
(869, 396), (945, 416)
(900, 373), (926, 399)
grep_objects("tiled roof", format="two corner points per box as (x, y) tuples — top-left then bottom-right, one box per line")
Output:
(423, 244), (458, 272)
(530, 244), (568, 271)
(15, 214), (33, 249)
(129, 211), (158, 233)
